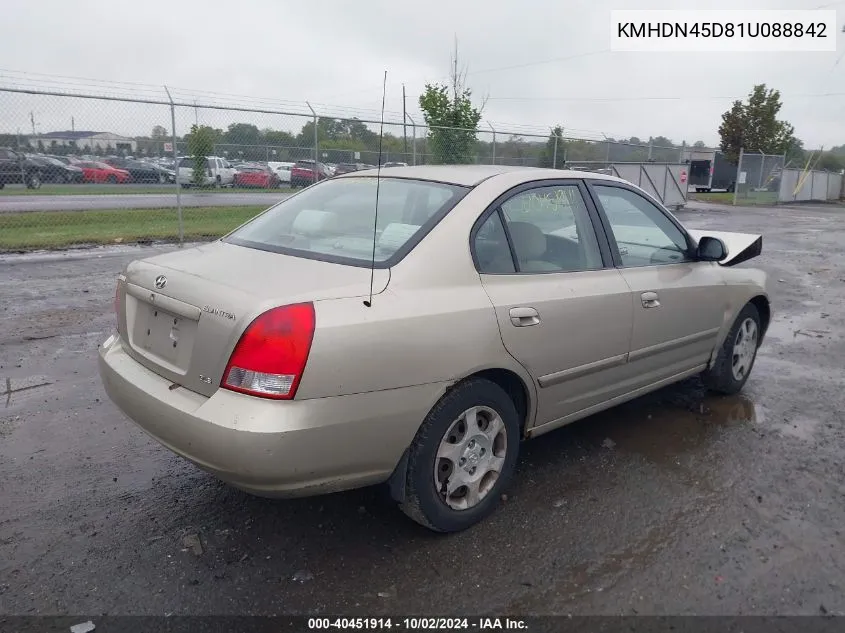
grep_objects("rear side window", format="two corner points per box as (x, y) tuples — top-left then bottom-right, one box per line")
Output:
(499, 185), (603, 273)
(474, 212), (516, 274)
(225, 177), (467, 267)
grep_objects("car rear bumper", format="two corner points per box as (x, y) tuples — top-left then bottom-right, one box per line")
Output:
(98, 334), (448, 497)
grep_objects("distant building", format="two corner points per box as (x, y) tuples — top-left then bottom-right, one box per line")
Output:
(27, 131), (137, 153)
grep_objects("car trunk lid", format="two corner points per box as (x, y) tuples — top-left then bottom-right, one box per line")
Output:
(117, 240), (389, 397)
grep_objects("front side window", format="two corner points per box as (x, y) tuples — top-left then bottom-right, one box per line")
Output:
(592, 185), (691, 267)
(497, 185), (603, 273)
(225, 177), (466, 266)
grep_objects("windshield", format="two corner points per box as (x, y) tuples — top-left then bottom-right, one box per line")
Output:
(178, 158), (195, 169)
(225, 177), (467, 267)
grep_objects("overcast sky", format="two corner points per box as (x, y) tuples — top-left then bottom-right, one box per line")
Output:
(0, 0), (842, 148)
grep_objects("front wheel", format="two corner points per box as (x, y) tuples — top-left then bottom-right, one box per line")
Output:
(702, 303), (761, 395)
(107, 175), (117, 184)
(399, 378), (520, 532)
(26, 173), (42, 189)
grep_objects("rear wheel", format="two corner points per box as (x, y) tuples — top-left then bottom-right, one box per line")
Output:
(399, 378), (520, 532)
(702, 303), (761, 395)
(26, 172), (42, 189)
(107, 175), (117, 184)
(158, 173), (167, 184)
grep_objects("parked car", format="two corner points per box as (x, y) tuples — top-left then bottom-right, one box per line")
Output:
(290, 159), (331, 188)
(103, 158), (175, 184)
(27, 155), (84, 183)
(76, 161), (131, 184)
(333, 163), (367, 175)
(47, 155), (82, 166)
(176, 156), (236, 188)
(267, 161), (294, 185)
(98, 165), (770, 532)
(383, 161), (408, 168)
(233, 165), (280, 188)
(0, 148), (45, 189)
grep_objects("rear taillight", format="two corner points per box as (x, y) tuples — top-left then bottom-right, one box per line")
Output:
(221, 303), (315, 400)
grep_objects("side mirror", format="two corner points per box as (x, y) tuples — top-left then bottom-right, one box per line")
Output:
(697, 236), (727, 261)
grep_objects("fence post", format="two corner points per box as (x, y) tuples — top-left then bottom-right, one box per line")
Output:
(757, 150), (765, 190)
(487, 122), (496, 165)
(163, 86), (183, 247)
(648, 139), (653, 161)
(733, 147), (743, 206)
(405, 112), (417, 165)
(306, 101), (318, 183)
(679, 141), (686, 164)
(552, 132), (558, 169)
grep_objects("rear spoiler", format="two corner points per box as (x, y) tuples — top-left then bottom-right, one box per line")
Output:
(687, 230), (762, 267)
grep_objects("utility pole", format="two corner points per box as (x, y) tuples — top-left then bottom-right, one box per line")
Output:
(453, 36), (459, 103)
(71, 116), (75, 133)
(30, 111), (36, 137)
(402, 84), (408, 160)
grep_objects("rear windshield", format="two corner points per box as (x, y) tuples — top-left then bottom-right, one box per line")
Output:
(225, 177), (467, 267)
(178, 158), (195, 169)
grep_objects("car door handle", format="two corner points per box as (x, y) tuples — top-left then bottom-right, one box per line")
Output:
(641, 291), (661, 309)
(509, 307), (540, 327)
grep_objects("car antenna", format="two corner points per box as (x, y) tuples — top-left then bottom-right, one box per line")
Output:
(363, 70), (388, 308)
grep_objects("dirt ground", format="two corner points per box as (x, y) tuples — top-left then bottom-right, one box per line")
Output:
(1, 200), (844, 616)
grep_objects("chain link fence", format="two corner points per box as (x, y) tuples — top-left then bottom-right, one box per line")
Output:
(0, 85), (686, 252)
(733, 150), (785, 206)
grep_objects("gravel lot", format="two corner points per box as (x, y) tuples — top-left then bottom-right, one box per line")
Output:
(1, 201), (844, 616)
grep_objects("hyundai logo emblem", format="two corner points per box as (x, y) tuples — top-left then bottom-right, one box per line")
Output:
(154, 275), (167, 289)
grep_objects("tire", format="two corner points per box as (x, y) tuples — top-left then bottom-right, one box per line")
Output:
(0, 183), (5, 190)
(107, 175), (117, 184)
(158, 173), (167, 184)
(214, 176), (222, 189)
(702, 303), (761, 395)
(399, 378), (520, 532)
(26, 172), (42, 189)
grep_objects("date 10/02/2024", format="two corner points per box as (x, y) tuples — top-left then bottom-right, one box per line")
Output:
(308, 618), (529, 630)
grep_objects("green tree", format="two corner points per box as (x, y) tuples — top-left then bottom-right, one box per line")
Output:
(718, 84), (795, 164)
(223, 123), (261, 148)
(538, 126), (563, 168)
(418, 43), (484, 164)
(186, 124), (216, 186)
(692, 140), (707, 148)
(151, 125), (168, 139)
(818, 152), (844, 171)
(785, 136), (805, 166)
